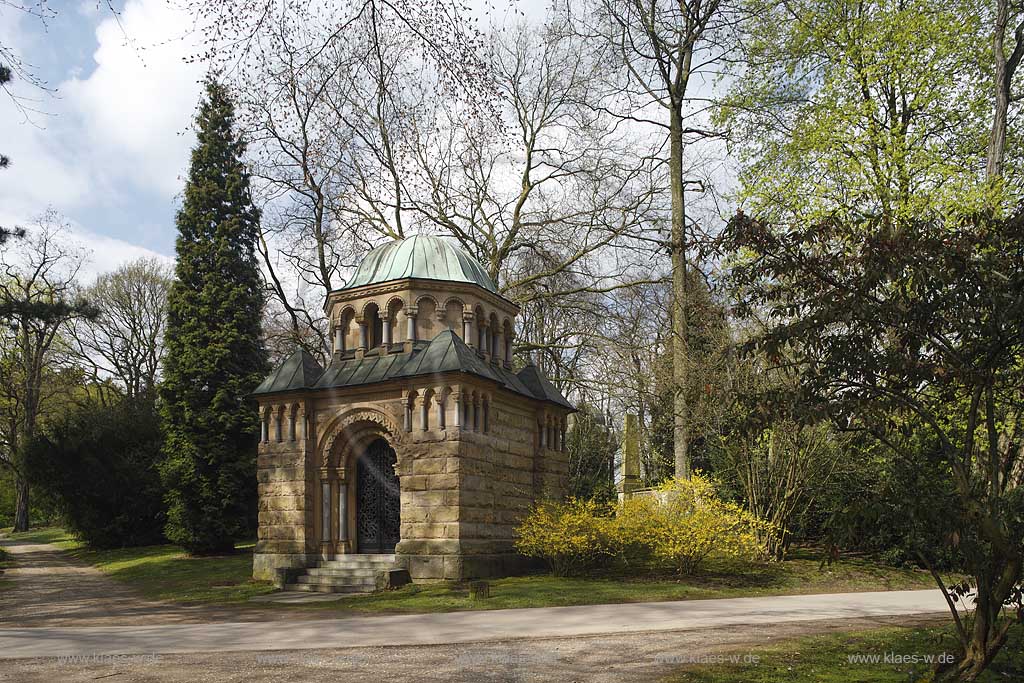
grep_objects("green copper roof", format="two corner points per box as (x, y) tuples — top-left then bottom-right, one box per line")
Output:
(253, 330), (574, 410)
(342, 235), (498, 293)
(252, 349), (324, 395)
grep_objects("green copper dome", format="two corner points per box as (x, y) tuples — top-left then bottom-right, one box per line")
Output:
(342, 235), (498, 293)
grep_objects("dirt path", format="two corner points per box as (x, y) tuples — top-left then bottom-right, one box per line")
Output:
(0, 614), (949, 682)
(0, 538), (299, 627)
(0, 538), (175, 626)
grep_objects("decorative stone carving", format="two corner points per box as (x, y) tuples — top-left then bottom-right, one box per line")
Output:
(319, 408), (404, 467)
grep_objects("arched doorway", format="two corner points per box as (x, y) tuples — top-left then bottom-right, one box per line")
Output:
(356, 438), (401, 553)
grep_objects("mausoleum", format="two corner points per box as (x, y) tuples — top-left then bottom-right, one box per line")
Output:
(251, 235), (573, 589)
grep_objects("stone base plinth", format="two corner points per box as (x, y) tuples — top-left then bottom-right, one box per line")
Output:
(253, 552), (316, 582)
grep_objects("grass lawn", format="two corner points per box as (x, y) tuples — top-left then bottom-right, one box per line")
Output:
(298, 549), (945, 614)
(0, 545), (12, 592)
(0, 528), (949, 612)
(661, 624), (1023, 682)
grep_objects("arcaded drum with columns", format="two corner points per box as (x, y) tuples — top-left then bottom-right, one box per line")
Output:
(252, 235), (573, 584)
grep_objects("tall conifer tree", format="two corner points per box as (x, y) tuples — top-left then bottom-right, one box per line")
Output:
(160, 77), (267, 554)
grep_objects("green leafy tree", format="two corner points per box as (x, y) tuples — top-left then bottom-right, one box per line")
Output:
(0, 216), (96, 531)
(160, 77), (267, 554)
(26, 396), (166, 548)
(708, 350), (844, 560)
(717, 0), (1004, 223)
(724, 208), (1024, 682)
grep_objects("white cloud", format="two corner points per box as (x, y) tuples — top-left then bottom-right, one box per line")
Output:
(61, 0), (205, 198)
(70, 224), (175, 283)
(0, 208), (174, 283)
(0, 0), (202, 259)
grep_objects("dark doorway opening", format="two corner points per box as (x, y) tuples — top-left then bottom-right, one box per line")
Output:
(356, 438), (400, 553)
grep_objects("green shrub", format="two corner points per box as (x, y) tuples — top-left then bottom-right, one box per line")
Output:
(516, 474), (777, 576)
(26, 398), (166, 548)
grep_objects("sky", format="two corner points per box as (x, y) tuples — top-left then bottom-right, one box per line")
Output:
(0, 0), (212, 280)
(0, 0), (551, 282)
(2, 0), (735, 288)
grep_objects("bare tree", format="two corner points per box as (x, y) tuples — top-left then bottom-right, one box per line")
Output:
(194, 0), (492, 361)
(70, 258), (172, 402)
(402, 19), (665, 380)
(579, 0), (739, 478)
(0, 211), (94, 531)
(216, 7), (664, 376)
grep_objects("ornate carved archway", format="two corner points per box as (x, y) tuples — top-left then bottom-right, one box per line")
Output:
(315, 408), (404, 556)
(319, 407), (404, 469)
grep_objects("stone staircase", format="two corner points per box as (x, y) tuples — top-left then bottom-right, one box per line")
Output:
(285, 554), (398, 594)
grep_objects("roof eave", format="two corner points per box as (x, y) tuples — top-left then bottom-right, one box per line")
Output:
(324, 276), (520, 313)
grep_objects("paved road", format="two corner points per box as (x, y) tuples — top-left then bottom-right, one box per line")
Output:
(0, 615), (950, 683)
(0, 589), (950, 659)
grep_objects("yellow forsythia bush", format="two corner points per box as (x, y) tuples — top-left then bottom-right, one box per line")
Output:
(514, 498), (616, 576)
(516, 474), (777, 577)
(638, 475), (776, 575)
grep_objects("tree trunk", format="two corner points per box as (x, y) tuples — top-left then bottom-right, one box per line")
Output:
(13, 474), (29, 532)
(987, 0), (1011, 180)
(670, 107), (690, 480)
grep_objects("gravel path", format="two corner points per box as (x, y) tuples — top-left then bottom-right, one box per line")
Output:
(0, 588), (951, 659)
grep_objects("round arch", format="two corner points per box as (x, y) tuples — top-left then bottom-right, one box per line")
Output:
(317, 408), (405, 555)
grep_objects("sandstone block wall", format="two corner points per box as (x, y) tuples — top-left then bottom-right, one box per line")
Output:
(253, 439), (315, 581)
(254, 388), (571, 583)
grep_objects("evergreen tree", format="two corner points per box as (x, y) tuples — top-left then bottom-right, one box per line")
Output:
(160, 77), (267, 554)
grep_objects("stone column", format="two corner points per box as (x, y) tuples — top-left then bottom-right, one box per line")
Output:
(358, 321), (368, 351)
(288, 405), (297, 441)
(404, 394), (414, 432)
(463, 315), (473, 344)
(435, 389), (446, 430)
(320, 474), (331, 557)
(381, 314), (392, 346)
(504, 331), (514, 365)
(420, 394), (430, 431)
(334, 325), (343, 354)
(539, 416), (547, 448)
(406, 308), (418, 342)
(618, 413), (642, 499)
(274, 406), (283, 442)
(452, 391), (462, 428)
(338, 481), (348, 548)
(260, 408), (269, 443)
(492, 329), (502, 363)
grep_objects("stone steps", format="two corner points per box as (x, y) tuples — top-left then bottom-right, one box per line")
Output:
(283, 582), (377, 594)
(284, 554), (397, 594)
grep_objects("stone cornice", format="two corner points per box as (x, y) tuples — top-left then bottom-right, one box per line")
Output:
(325, 277), (520, 316)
